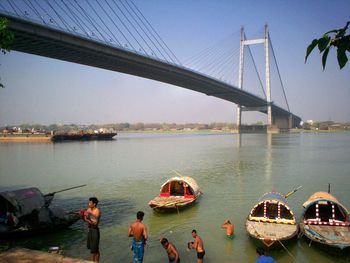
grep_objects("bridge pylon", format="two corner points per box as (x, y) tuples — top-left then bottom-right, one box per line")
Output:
(237, 24), (287, 133)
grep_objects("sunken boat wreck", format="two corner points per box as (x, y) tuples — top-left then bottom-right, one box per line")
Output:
(0, 187), (81, 238)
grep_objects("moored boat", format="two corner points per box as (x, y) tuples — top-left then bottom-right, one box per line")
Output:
(0, 187), (81, 238)
(51, 131), (117, 142)
(300, 191), (350, 250)
(246, 191), (299, 248)
(148, 175), (202, 212)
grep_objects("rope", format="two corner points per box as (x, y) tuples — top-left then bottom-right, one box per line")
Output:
(277, 239), (296, 260)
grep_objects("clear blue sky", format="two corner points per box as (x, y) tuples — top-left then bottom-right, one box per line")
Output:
(1, 0), (349, 125)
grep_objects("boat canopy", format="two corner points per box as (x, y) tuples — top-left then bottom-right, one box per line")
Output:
(159, 176), (200, 198)
(0, 188), (45, 218)
(249, 192), (295, 223)
(302, 192), (349, 226)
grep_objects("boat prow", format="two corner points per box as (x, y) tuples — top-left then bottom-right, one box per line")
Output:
(300, 191), (350, 250)
(245, 192), (299, 248)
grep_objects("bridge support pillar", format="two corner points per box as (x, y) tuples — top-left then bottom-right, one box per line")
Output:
(236, 105), (242, 133)
(268, 114), (293, 133)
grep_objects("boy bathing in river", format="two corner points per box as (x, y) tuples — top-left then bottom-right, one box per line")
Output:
(160, 237), (180, 263)
(221, 219), (234, 239)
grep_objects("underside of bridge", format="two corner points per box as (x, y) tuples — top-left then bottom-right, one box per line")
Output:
(3, 14), (302, 132)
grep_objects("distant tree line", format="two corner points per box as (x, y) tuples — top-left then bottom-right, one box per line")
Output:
(2, 121), (350, 133)
(1, 122), (240, 133)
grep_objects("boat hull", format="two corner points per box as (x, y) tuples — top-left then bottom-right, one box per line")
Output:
(0, 211), (80, 239)
(300, 223), (350, 250)
(52, 132), (117, 142)
(149, 196), (198, 212)
(246, 220), (299, 248)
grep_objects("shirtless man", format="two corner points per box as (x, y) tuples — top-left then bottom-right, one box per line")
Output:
(83, 197), (101, 262)
(189, 229), (205, 263)
(128, 211), (148, 263)
(160, 237), (180, 263)
(221, 219), (234, 239)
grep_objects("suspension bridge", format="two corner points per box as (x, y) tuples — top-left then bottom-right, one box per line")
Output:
(0, 0), (301, 132)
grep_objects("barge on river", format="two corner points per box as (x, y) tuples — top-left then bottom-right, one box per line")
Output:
(0, 131), (117, 142)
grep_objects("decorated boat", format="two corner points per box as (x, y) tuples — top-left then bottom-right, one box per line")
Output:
(0, 186), (83, 238)
(246, 190), (299, 248)
(300, 191), (350, 250)
(149, 175), (202, 212)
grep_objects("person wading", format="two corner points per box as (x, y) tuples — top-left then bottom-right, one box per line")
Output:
(160, 237), (180, 263)
(188, 229), (205, 263)
(82, 197), (101, 262)
(128, 211), (148, 263)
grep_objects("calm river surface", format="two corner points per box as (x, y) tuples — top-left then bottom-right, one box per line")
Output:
(1, 132), (350, 262)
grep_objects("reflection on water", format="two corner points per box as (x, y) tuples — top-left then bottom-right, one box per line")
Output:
(1, 132), (350, 262)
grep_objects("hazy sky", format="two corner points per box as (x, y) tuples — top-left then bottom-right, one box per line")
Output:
(1, 0), (349, 125)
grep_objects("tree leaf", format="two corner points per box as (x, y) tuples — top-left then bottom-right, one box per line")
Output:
(337, 48), (348, 69)
(305, 39), (319, 62)
(322, 47), (330, 70)
(318, 36), (330, 52)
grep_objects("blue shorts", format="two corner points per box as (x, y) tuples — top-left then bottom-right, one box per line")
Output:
(132, 238), (145, 263)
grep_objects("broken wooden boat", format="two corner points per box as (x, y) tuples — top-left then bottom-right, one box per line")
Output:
(148, 176), (202, 212)
(300, 191), (350, 250)
(0, 187), (82, 238)
(246, 191), (299, 248)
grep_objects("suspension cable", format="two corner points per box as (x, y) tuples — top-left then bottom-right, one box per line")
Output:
(269, 33), (290, 112)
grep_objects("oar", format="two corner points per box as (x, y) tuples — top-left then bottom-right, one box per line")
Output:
(44, 184), (87, 196)
(43, 184), (87, 207)
(172, 170), (183, 177)
(284, 186), (302, 198)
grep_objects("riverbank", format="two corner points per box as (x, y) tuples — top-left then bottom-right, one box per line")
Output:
(0, 247), (92, 263)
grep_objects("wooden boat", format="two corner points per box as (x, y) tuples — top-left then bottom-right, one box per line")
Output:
(246, 191), (299, 248)
(0, 187), (82, 238)
(300, 191), (350, 250)
(149, 176), (202, 211)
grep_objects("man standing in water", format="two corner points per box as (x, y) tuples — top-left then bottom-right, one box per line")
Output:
(128, 211), (148, 263)
(82, 197), (101, 262)
(221, 219), (234, 239)
(188, 229), (205, 263)
(160, 237), (180, 263)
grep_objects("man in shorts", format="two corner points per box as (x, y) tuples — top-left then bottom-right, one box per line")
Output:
(82, 197), (101, 262)
(128, 211), (148, 263)
(189, 229), (205, 263)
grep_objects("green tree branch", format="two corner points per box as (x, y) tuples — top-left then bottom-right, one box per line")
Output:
(305, 21), (350, 70)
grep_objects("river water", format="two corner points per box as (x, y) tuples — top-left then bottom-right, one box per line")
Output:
(0, 132), (349, 262)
